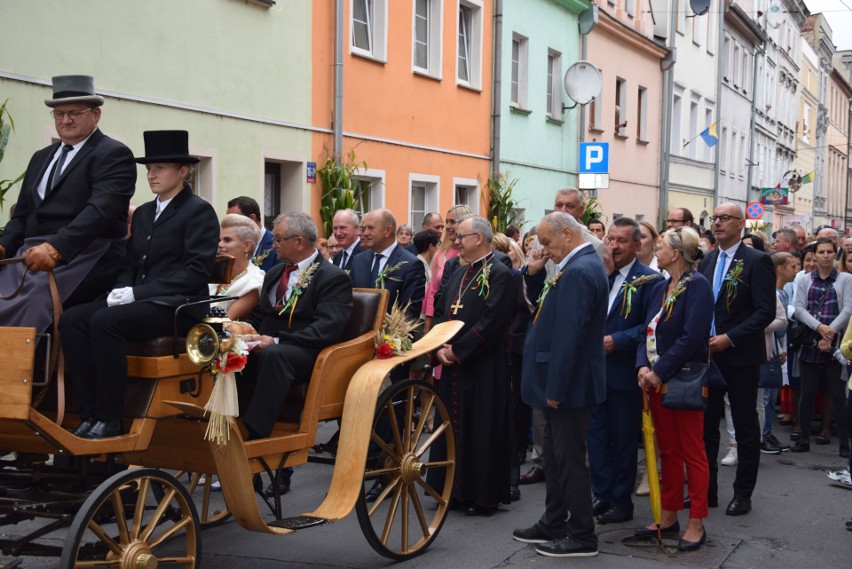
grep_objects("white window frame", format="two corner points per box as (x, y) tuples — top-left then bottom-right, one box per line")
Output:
(510, 33), (529, 109)
(189, 147), (215, 206)
(637, 85), (648, 141)
(677, 0), (687, 35)
(408, 174), (440, 227)
(353, 167), (386, 217)
(688, 94), (699, 160)
(703, 105), (714, 162)
(615, 76), (627, 136)
(412, 0), (443, 78)
(350, 0), (388, 63)
(706, 0), (717, 54)
(672, 85), (683, 155)
(720, 125), (728, 174)
(456, 0), (483, 89)
(626, 0), (635, 17)
(452, 177), (480, 214)
(547, 49), (563, 119)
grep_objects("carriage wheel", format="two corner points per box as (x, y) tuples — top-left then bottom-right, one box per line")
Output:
(59, 468), (200, 569)
(170, 471), (231, 529)
(355, 379), (455, 560)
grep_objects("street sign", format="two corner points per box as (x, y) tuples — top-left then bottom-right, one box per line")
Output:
(579, 142), (609, 174)
(578, 173), (610, 190)
(746, 202), (764, 219)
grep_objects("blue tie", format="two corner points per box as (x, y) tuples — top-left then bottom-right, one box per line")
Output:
(370, 253), (384, 287)
(713, 251), (728, 301)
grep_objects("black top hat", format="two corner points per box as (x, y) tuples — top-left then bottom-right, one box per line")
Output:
(135, 131), (200, 164)
(45, 75), (105, 107)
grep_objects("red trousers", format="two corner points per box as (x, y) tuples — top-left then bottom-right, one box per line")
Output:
(649, 390), (710, 519)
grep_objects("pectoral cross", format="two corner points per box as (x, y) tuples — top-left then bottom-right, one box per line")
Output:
(450, 298), (464, 315)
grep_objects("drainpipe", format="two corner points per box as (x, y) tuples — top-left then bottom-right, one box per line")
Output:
(491, 0), (503, 177)
(713, 7), (725, 209)
(658, 0), (678, 227)
(746, 44), (765, 207)
(333, 0), (344, 158)
(846, 97), (851, 232)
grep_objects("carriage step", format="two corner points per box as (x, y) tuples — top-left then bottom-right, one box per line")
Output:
(269, 515), (327, 530)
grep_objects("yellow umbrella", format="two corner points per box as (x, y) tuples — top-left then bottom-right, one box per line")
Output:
(642, 392), (662, 543)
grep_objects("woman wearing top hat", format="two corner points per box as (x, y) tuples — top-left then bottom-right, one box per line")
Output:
(60, 130), (219, 440)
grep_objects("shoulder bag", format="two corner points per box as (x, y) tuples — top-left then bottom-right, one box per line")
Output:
(758, 336), (783, 388)
(659, 354), (710, 411)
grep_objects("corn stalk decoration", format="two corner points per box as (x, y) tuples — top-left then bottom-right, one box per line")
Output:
(0, 99), (25, 211)
(317, 150), (367, 237)
(485, 173), (525, 233)
(579, 195), (603, 227)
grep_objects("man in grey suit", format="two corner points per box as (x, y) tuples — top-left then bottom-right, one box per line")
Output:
(0, 75), (135, 328)
(513, 212), (608, 558)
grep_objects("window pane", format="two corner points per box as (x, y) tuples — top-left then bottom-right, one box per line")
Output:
(353, 0), (372, 51)
(547, 54), (554, 115)
(414, 0), (428, 68)
(411, 185), (426, 226)
(511, 39), (519, 104)
(458, 5), (471, 82)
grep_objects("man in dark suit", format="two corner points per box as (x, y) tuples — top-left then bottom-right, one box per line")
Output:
(241, 212), (353, 439)
(0, 75), (135, 326)
(331, 208), (363, 271)
(349, 209), (425, 321)
(513, 212), (607, 558)
(226, 195), (282, 272)
(588, 217), (660, 525)
(699, 203), (775, 516)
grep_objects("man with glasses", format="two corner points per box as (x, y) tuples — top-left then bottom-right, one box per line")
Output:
(666, 207), (695, 229)
(239, 212), (352, 440)
(0, 75), (135, 330)
(699, 203), (775, 516)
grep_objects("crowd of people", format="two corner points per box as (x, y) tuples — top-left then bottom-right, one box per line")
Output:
(2, 74), (852, 560)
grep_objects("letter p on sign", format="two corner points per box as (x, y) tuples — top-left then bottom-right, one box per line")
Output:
(579, 142), (609, 174)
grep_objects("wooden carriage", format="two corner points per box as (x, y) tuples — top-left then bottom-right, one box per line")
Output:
(0, 284), (462, 568)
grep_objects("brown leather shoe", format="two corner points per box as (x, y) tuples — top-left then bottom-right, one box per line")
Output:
(519, 466), (545, 485)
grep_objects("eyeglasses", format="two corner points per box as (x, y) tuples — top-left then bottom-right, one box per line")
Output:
(709, 215), (743, 223)
(50, 108), (94, 120)
(454, 232), (480, 241)
(273, 235), (300, 244)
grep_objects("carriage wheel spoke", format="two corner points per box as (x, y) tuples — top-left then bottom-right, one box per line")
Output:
(403, 387), (415, 451)
(130, 477), (151, 540)
(367, 476), (401, 517)
(369, 432), (399, 460)
(415, 476), (445, 503)
(379, 483), (403, 545)
(414, 423), (449, 458)
(85, 520), (123, 556)
(386, 400), (404, 452)
(412, 392), (436, 443)
(409, 482), (431, 537)
(147, 516), (193, 550)
(400, 484), (410, 553)
(74, 560), (122, 568)
(140, 487), (178, 542)
(109, 491), (130, 546)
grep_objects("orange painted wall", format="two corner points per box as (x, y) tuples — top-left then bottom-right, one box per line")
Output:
(311, 0), (493, 230)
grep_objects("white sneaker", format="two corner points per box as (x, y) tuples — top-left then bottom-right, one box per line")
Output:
(827, 469), (851, 485)
(721, 446), (738, 466)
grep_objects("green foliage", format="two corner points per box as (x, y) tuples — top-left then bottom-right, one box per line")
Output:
(485, 173), (525, 233)
(579, 195), (603, 227)
(317, 150), (367, 237)
(0, 99), (25, 210)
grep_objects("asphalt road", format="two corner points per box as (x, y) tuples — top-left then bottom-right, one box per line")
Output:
(2, 421), (850, 568)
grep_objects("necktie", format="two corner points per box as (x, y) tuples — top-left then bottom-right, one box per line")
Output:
(713, 251), (728, 301)
(370, 253), (384, 286)
(276, 264), (298, 305)
(340, 251), (348, 268)
(608, 271), (618, 292)
(46, 144), (73, 192)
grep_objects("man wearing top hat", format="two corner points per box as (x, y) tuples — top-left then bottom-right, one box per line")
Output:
(0, 75), (136, 331)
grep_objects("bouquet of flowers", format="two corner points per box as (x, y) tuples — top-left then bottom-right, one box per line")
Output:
(374, 301), (419, 359)
(204, 334), (251, 445)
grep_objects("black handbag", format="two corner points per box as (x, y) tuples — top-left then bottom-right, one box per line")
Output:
(759, 337), (783, 388)
(660, 360), (709, 411)
(789, 285), (830, 349)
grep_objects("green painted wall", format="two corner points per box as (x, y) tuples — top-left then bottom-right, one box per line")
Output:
(0, 0), (313, 220)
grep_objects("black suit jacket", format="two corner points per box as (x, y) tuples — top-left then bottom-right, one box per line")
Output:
(350, 243), (425, 320)
(434, 250), (513, 313)
(699, 243), (776, 367)
(0, 129), (135, 261)
(115, 187), (219, 306)
(332, 240), (364, 272)
(246, 256), (353, 349)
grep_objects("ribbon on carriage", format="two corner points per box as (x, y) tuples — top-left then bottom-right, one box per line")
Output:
(204, 335), (250, 445)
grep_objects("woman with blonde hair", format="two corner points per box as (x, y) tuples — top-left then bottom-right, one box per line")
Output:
(636, 227), (716, 551)
(422, 204), (472, 332)
(637, 221), (660, 270)
(210, 213), (264, 320)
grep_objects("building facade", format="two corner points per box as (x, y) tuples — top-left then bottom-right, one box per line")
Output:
(792, 37), (820, 230)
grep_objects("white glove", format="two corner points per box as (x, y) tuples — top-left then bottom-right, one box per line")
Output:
(107, 286), (135, 306)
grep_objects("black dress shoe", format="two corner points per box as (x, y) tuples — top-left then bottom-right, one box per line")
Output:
(71, 418), (96, 437)
(519, 466), (545, 485)
(634, 520), (680, 538)
(791, 440), (810, 453)
(365, 480), (385, 502)
(725, 495), (751, 516)
(509, 486), (521, 502)
(465, 504), (497, 517)
(591, 498), (611, 517)
(677, 528), (707, 551)
(264, 470), (292, 498)
(595, 506), (633, 524)
(534, 537), (598, 558)
(81, 420), (122, 440)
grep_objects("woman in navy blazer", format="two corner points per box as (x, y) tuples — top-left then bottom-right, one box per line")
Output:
(635, 227), (715, 551)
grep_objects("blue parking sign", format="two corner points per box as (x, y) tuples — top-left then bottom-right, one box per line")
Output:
(579, 142), (609, 174)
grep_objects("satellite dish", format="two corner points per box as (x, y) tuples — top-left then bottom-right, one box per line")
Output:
(563, 61), (602, 106)
(784, 170), (803, 193)
(690, 0), (709, 16)
(766, 3), (783, 29)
